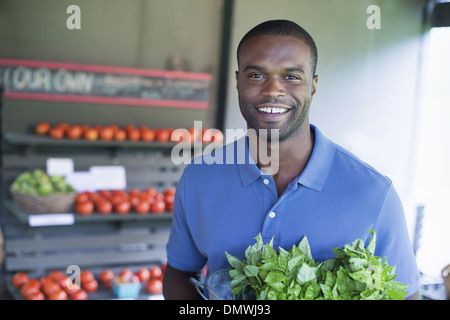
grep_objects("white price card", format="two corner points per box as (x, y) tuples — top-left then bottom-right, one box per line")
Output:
(65, 171), (96, 192)
(46, 158), (74, 177)
(28, 213), (75, 227)
(89, 166), (127, 190)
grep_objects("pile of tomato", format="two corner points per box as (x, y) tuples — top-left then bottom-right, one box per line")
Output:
(11, 264), (166, 300)
(99, 265), (165, 296)
(75, 187), (175, 216)
(12, 269), (92, 300)
(34, 122), (224, 144)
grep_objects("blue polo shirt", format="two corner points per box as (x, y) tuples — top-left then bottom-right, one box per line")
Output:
(166, 124), (420, 297)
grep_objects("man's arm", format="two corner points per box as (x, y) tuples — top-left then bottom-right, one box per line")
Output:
(162, 263), (204, 300)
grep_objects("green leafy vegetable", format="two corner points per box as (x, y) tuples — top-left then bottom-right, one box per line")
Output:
(11, 169), (75, 195)
(225, 229), (409, 300)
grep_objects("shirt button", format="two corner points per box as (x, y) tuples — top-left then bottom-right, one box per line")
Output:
(269, 211), (276, 218)
(263, 178), (269, 185)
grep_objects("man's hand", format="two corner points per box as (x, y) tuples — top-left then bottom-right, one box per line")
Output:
(162, 263), (204, 300)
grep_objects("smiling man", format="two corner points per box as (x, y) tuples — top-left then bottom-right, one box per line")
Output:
(163, 20), (420, 300)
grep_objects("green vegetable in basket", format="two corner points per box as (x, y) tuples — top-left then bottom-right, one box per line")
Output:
(11, 169), (75, 195)
(225, 228), (409, 300)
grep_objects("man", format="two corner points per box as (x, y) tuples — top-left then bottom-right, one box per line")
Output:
(163, 20), (420, 300)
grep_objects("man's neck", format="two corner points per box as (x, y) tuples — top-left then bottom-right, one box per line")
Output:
(251, 122), (315, 196)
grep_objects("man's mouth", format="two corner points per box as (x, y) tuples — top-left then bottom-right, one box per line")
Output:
(257, 106), (290, 114)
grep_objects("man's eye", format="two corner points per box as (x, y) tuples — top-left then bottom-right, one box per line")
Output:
(285, 75), (301, 80)
(249, 73), (264, 79)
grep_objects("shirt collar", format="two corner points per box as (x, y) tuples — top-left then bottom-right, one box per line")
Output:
(237, 124), (336, 191)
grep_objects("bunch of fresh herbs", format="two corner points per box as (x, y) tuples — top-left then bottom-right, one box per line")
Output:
(225, 229), (409, 300)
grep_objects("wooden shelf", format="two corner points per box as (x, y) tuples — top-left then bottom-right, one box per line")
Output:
(3, 132), (220, 150)
(3, 132), (185, 149)
(4, 200), (173, 227)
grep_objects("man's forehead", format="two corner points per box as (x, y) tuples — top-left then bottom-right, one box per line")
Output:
(238, 35), (312, 67)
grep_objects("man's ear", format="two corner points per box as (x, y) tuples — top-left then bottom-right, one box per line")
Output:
(235, 71), (239, 89)
(311, 75), (318, 98)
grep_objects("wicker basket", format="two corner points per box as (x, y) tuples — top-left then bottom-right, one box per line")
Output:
(11, 189), (76, 214)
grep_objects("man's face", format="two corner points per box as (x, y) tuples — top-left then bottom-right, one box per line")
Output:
(236, 35), (318, 142)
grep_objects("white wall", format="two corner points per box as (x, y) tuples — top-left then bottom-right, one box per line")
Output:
(224, 0), (425, 237)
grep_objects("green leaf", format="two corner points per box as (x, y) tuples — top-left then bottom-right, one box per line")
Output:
(348, 257), (368, 272)
(296, 263), (317, 285)
(230, 272), (247, 287)
(264, 270), (286, 284)
(367, 228), (376, 256)
(297, 236), (312, 259)
(287, 254), (304, 272)
(304, 283), (321, 300)
(226, 251), (244, 272)
(262, 242), (277, 260)
(244, 265), (260, 278)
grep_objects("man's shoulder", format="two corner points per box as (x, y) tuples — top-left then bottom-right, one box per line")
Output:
(331, 142), (392, 188)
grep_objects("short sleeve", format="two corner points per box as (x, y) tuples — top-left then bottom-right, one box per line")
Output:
(373, 183), (421, 297)
(165, 167), (207, 272)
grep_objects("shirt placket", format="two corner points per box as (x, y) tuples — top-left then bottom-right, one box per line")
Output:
(260, 175), (288, 246)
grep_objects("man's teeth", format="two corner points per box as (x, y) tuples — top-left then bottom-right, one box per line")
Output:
(258, 107), (289, 114)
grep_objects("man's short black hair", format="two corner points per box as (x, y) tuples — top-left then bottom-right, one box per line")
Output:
(237, 19), (318, 76)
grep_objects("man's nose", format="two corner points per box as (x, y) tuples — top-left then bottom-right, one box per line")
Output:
(261, 77), (285, 98)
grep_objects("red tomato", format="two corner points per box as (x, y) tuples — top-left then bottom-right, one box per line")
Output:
(49, 270), (65, 281)
(66, 125), (83, 140)
(135, 201), (150, 215)
(50, 127), (64, 139)
(129, 195), (141, 207)
(48, 289), (68, 300)
(57, 275), (70, 289)
(76, 200), (94, 215)
(80, 270), (95, 284)
(98, 190), (112, 200)
(26, 291), (45, 300)
(135, 268), (150, 283)
(115, 201), (131, 215)
(21, 281), (41, 298)
(83, 128), (98, 140)
(154, 192), (164, 202)
(149, 266), (163, 279)
(75, 192), (89, 203)
(166, 202), (174, 212)
(65, 282), (81, 295)
(164, 187), (176, 197)
(127, 128), (141, 141)
(142, 187), (157, 198)
(164, 194), (174, 205)
(146, 278), (163, 295)
(82, 278), (98, 293)
(114, 129), (127, 141)
(35, 122), (51, 136)
(95, 199), (112, 215)
(150, 200), (166, 214)
(100, 126), (114, 141)
(99, 269), (114, 283)
(141, 128), (156, 142)
(156, 128), (171, 142)
(12, 272), (29, 288)
(119, 268), (133, 280)
(42, 281), (61, 297)
(128, 188), (141, 197)
(70, 288), (88, 300)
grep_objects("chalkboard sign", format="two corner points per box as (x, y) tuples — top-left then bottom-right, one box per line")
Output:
(0, 59), (211, 109)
